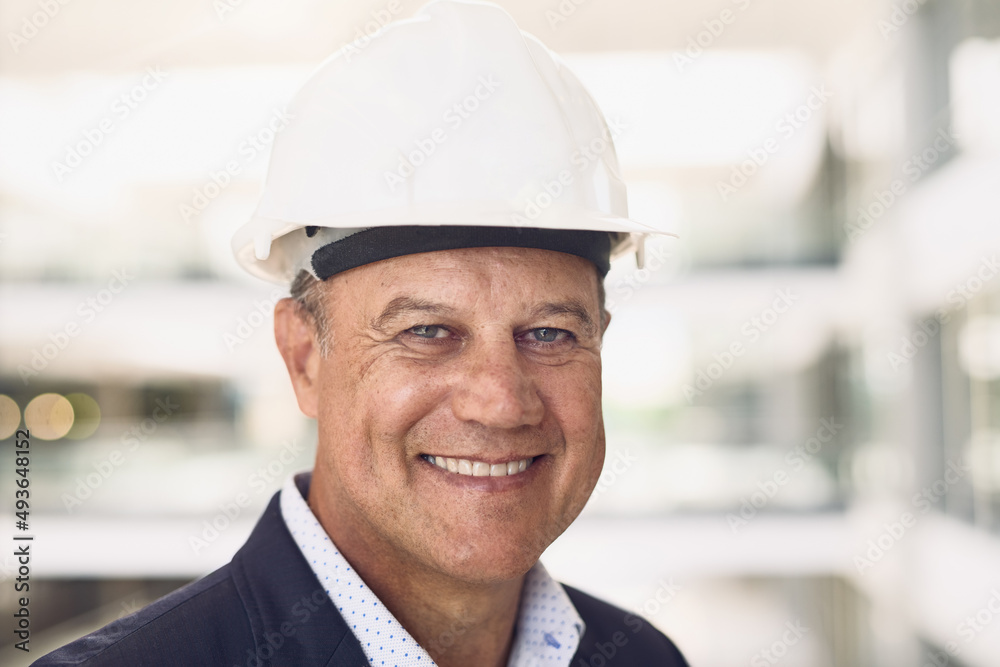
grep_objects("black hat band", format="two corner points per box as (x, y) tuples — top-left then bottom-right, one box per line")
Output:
(310, 225), (612, 280)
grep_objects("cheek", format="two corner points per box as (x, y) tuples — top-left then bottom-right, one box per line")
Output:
(537, 362), (606, 495)
(319, 356), (451, 452)
(537, 361), (604, 438)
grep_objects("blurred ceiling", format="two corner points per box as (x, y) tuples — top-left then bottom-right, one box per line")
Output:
(0, 0), (878, 76)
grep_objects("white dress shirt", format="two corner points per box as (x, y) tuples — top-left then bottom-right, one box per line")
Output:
(280, 474), (585, 667)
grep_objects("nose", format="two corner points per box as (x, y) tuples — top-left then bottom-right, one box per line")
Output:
(450, 338), (544, 429)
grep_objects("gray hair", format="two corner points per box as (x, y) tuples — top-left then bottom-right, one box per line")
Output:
(289, 270), (332, 357)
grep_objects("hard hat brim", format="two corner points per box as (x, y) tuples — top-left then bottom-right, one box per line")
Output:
(232, 206), (673, 285)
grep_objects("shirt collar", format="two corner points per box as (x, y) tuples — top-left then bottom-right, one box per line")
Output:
(280, 473), (585, 667)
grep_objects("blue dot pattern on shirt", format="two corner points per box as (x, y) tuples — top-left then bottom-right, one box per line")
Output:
(506, 564), (585, 666)
(280, 474), (585, 667)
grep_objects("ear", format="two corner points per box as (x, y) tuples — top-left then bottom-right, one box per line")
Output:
(274, 298), (321, 418)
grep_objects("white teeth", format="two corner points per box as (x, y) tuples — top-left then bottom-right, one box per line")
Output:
(425, 455), (535, 477)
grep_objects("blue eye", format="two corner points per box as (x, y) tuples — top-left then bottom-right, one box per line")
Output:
(531, 328), (565, 343)
(410, 325), (447, 339)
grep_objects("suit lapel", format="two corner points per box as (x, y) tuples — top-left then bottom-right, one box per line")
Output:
(230, 494), (371, 666)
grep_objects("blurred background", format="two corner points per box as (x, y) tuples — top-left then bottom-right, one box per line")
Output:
(1, 0), (999, 665)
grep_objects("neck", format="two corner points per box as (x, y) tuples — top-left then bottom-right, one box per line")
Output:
(308, 476), (525, 667)
(372, 568), (522, 667)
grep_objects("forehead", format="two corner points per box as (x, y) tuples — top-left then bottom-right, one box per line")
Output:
(326, 246), (599, 308)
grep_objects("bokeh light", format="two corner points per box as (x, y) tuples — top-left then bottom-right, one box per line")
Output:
(65, 393), (101, 440)
(0, 395), (20, 440)
(24, 393), (75, 441)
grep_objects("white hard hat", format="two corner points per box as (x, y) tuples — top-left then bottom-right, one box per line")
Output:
(231, 0), (668, 285)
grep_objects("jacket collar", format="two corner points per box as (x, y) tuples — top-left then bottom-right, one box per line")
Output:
(229, 490), (370, 666)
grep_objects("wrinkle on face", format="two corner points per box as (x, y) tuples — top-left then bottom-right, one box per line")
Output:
(306, 246), (608, 586)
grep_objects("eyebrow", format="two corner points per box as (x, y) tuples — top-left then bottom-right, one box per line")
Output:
(370, 296), (598, 338)
(371, 297), (456, 332)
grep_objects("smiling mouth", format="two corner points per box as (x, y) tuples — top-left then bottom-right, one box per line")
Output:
(420, 454), (536, 477)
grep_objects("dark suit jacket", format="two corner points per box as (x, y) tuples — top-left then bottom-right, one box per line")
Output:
(34, 491), (688, 666)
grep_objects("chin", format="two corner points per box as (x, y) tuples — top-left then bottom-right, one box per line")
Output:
(431, 531), (548, 585)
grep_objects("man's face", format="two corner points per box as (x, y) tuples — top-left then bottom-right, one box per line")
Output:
(284, 246), (607, 585)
